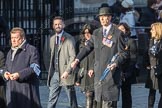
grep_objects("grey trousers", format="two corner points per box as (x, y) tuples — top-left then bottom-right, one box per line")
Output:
(47, 72), (78, 108)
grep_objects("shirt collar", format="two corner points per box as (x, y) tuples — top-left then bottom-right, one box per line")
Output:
(56, 30), (64, 38)
(103, 24), (112, 36)
(103, 24), (112, 31)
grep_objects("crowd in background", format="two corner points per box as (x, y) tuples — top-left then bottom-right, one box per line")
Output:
(1, 0), (162, 108)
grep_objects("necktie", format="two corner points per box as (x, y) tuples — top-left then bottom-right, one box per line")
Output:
(103, 29), (107, 37)
(56, 36), (59, 45)
(85, 40), (88, 45)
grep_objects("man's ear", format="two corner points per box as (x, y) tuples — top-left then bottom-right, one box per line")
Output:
(62, 22), (65, 28)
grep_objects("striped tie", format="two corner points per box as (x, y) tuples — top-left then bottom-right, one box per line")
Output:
(103, 29), (107, 37)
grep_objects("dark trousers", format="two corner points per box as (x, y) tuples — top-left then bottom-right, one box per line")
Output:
(121, 80), (132, 108)
(0, 86), (6, 108)
(158, 94), (162, 108)
(148, 89), (162, 108)
(148, 89), (156, 108)
(47, 72), (78, 108)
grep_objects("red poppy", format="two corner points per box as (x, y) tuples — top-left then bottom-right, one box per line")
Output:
(61, 36), (65, 42)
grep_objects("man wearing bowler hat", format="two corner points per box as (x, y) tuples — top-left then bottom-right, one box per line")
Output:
(71, 6), (128, 108)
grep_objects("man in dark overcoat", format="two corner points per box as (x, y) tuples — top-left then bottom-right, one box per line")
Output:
(71, 7), (128, 108)
(3, 27), (41, 108)
(0, 51), (6, 108)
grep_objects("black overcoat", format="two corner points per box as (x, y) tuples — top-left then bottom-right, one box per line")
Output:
(0, 51), (6, 108)
(5, 42), (41, 108)
(77, 24), (127, 101)
(76, 42), (95, 92)
(121, 37), (138, 84)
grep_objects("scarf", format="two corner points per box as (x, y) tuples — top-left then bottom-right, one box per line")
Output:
(11, 40), (26, 61)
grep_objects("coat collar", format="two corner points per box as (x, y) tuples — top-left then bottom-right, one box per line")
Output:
(58, 32), (67, 51)
(100, 24), (116, 48)
(19, 41), (28, 51)
(11, 41), (28, 52)
(51, 31), (67, 54)
(99, 24), (116, 37)
(10, 42), (28, 60)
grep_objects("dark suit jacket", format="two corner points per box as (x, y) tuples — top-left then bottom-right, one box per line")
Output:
(76, 24), (128, 101)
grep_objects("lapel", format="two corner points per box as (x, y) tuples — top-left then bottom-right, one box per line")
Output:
(107, 25), (115, 37)
(98, 27), (105, 48)
(107, 25), (115, 44)
(50, 32), (67, 57)
(51, 35), (56, 55)
(101, 25), (115, 48)
(58, 32), (66, 52)
(149, 39), (154, 47)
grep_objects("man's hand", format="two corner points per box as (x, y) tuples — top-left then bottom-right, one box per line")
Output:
(146, 66), (151, 70)
(75, 82), (80, 86)
(71, 59), (79, 69)
(9, 72), (20, 80)
(107, 63), (117, 70)
(4, 72), (11, 80)
(88, 69), (94, 78)
(61, 71), (69, 79)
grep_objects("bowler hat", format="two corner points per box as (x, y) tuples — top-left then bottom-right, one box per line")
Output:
(98, 7), (113, 16)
